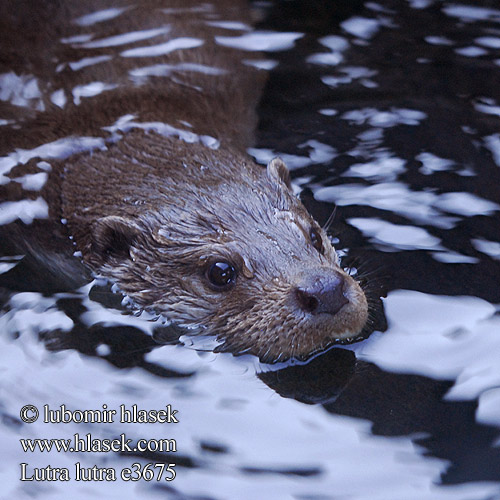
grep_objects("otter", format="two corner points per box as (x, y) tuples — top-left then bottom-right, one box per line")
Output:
(0, 0), (368, 363)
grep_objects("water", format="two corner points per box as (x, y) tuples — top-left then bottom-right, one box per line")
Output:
(1, 1), (499, 499)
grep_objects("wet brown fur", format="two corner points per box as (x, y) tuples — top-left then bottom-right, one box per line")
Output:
(1, 0), (368, 363)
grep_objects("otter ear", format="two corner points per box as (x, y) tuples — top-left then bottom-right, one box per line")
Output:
(266, 157), (292, 190)
(91, 216), (141, 263)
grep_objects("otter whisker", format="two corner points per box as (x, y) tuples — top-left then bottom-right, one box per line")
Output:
(322, 206), (337, 234)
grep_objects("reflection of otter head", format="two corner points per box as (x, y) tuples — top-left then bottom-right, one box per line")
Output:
(73, 137), (368, 363)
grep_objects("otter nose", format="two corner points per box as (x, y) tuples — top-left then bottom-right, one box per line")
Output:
(295, 270), (348, 316)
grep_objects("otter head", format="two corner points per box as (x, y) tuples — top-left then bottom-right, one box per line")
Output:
(87, 156), (368, 364)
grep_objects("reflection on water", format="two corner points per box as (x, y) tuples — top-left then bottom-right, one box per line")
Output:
(77, 26), (171, 49)
(215, 31), (304, 52)
(1, 0), (500, 499)
(73, 7), (131, 27)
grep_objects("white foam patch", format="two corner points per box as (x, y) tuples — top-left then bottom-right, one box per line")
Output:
(475, 98), (500, 117)
(477, 388), (500, 428)
(161, 5), (213, 15)
(36, 161), (52, 171)
(307, 52), (344, 66)
(425, 36), (454, 46)
(242, 59), (278, 70)
(319, 108), (338, 116)
(407, 0), (434, 9)
(50, 89), (67, 108)
(430, 251), (479, 264)
(0, 262), (16, 274)
(343, 154), (406, 181)
(79, 27), (170, 49)
(1, 114), (223, 187)
(129, 62), (226, 83)
(341, 107), (427, 127)
(348, 218), (442, 251)
(354, 291), (500, 427)
(355, 290), (496, 378)
(67, 55), (112, 71)
(300, 140), (337, 164)
(475, 36), (500, 48)
(0, 198), (49, 225)
(0, 136), (106, 185)
(433, 192), (500, 216)
(72, 82), (118, 105)
(455, 46), (488, 57)
(341, 16), (381, 39)
(314, 182), (473, 229)
(442, 4), (500, 22)
(215, 31), (303, 52)
(322, 66), (378, 88)
(73, 7), (130, 27)
(357, 128), (384, 144)
(484, 133), (500, 167)
(307, 35), (350, 67)
(60, 33), (94, 44)
(366, 2), (396, 14)
(0, 256), (22, 275)
(471, 238), (500, 260)
(95, 343), (111, 356)
(248, 140), (336, 170)
(5, 292), (74, 332)
(79, 298), (157, 337)
(12, 172), (48, 191)
(206, 20), (251, 31)
(105, 114), (220, 149)
(121, 37), (204, 57)
(320, 35), (350, 51)
(417, 152), (455, 174)
(0, 72), (44, 111)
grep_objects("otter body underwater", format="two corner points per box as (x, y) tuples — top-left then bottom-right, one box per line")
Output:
(0, 0), (368, 363)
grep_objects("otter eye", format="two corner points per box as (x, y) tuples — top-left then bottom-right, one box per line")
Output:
(309, 227), (323, 254)
(206, 261), (237, 289)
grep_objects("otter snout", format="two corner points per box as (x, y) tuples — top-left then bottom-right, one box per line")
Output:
(295, 270), (349, 316)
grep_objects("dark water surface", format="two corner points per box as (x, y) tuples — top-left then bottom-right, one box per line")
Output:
(1, 1), (500, 499)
